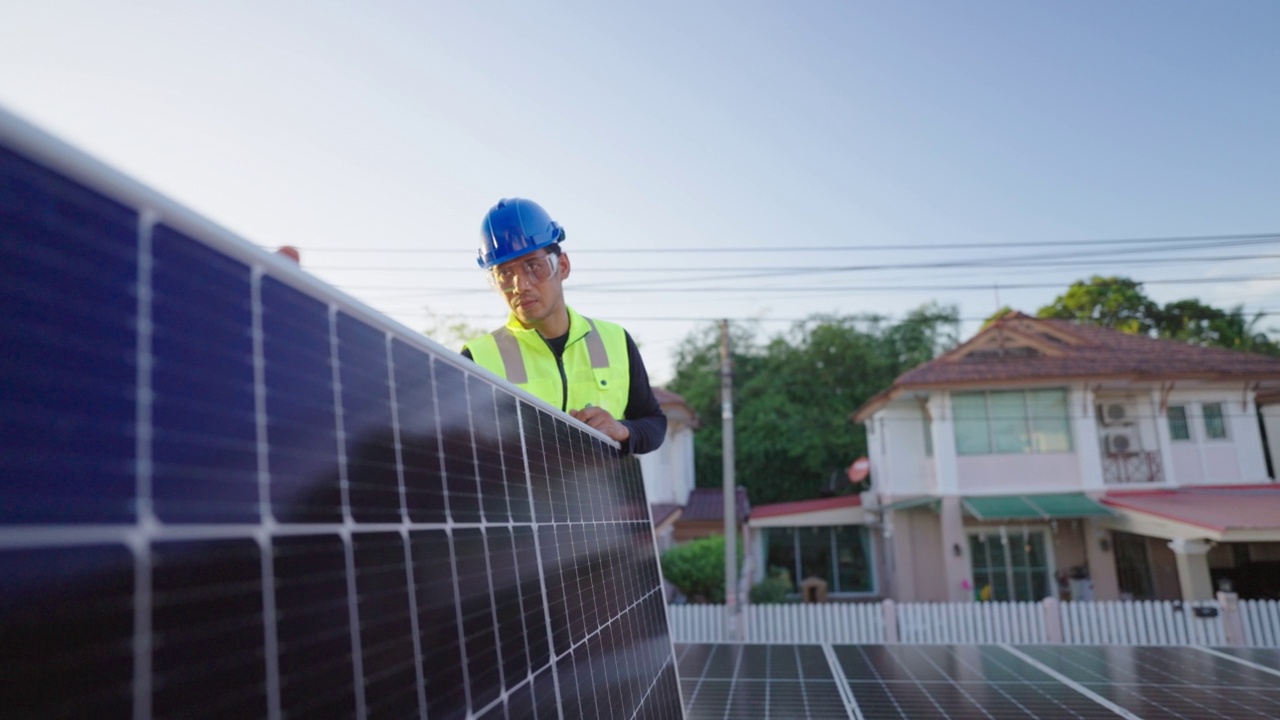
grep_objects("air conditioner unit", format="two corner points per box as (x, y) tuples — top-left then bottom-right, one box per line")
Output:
(1100, 403), (1128, 426)
(1105, 429), (1137, 454)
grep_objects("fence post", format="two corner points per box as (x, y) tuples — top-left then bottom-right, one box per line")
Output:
(1217, 591), (1245, 646)
(882, 599), (899, 644)
(1043, 598), (1063, 643)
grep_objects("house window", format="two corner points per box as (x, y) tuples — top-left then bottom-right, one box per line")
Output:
(953, 389), (1073, 455)
(1203, 402), (1227, 439)
(1167, 405), (1191, 441)
(968, 529), (1050, 601)
(763, 526), (874, 594)
(923, 416), (933, 457)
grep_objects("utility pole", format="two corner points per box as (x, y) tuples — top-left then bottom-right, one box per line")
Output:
(719, 319), (738, 640)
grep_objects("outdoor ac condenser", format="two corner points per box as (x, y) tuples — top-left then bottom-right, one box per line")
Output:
(1105, 429), (1137, 453)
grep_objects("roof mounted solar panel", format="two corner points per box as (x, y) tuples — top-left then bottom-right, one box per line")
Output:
(0, 105), (684, 719)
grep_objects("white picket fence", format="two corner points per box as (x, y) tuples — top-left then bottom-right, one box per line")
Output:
(667, 597), (1280, 647)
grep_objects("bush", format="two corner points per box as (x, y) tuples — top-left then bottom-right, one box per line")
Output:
(660, 536), (741, 603)
(749, 576), (793, 604)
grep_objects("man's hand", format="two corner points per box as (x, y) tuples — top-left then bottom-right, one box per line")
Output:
(569, 405), (630, 444)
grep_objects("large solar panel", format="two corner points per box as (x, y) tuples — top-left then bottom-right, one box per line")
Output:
(676, 643), (1280, 719)
(0, 107), (684, 719)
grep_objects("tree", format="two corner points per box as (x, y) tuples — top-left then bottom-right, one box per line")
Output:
(667, 305), (959, 506)
(1036, 276), (1160, 334)
(1157, 300), (1280, 356)
(1034, 276), (1280, 355)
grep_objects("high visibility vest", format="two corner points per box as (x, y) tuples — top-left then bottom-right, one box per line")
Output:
(464, 307), (631, 417)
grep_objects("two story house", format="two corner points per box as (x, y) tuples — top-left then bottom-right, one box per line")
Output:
(853, 312), (1280, 603)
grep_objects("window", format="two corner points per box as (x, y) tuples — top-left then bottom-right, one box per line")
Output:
(1203, 402), (1227, 439)
(1167, 405), (1190, 441)
(762, 526), (874, 594)
(952, 389), (1073, 455)
(968, 529), (1050, 601)
(922, 416), (933, 457)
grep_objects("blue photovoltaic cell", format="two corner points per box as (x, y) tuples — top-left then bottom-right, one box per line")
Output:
(336, 312), (400, 523)
(1, 115), (684, 720)
(469, 373), (514, 523)
(409, 529), (467, 715)
(435, 360), (482, 523)
(0, 145), (138, 524)
(150, 224), (258, 522)
(151, 539), (267, 717)
(391, 339), (447, 523)
(272, 533), (358, 716)
(352, 532), (420, 718)
(261, 276), (341, 523)
(1, 544), (135, 717)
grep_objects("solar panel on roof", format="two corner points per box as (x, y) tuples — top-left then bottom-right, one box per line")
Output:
(0, 106), (684, 719)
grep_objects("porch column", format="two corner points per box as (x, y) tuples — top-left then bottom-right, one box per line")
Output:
(939, 496), (970, 602)
(1074, 384), (1104, 491)
(1167, 538), (1215, 601)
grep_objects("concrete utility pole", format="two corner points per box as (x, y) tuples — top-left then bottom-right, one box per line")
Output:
(719, 319), (738, 639)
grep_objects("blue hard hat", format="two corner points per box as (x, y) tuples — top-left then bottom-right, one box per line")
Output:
(477, 198), (565, 269)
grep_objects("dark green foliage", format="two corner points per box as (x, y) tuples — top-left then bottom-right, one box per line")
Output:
(668, 304), (960, 506)
(1037, 276), (1160, 335)
(1036, 276), (1280, 355)
(660, 535), (741, 603)
(749, 567), (794, 604)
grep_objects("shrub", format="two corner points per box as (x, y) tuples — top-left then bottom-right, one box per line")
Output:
(749, 576), (793, 604)
(660, 535), (741, 603)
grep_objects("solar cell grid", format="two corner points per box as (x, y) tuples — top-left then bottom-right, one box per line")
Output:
(1012, 645), (1280, 719)
(1, 108), (683, 719)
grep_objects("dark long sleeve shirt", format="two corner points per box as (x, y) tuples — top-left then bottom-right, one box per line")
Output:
(461, 330), (666, 455)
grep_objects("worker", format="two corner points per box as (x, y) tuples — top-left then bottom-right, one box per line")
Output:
(462, 198), (666, 455)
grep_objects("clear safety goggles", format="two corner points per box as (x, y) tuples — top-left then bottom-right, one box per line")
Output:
(488, 253), (559, 292)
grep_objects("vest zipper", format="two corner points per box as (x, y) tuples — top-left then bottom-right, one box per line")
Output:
(555, 355), (568, 411)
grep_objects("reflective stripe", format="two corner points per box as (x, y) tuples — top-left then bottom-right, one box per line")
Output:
(584, 318), (610, 369)
(492, 327), (528, 384)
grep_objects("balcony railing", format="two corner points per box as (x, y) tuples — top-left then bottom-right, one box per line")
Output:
(1103, 450), (1163, 484)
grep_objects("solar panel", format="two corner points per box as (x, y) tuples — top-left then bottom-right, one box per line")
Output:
(676, 644), (853, 718)
(676, 643), (1280, 719)
(0, 107), (684, 719)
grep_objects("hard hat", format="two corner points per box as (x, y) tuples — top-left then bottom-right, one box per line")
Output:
(477, 198), (565, 269)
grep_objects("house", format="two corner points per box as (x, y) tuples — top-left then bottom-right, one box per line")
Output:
(638, 388), (702, 551)
(746, 494), (872, 599)
(851, 312), (1280, 603)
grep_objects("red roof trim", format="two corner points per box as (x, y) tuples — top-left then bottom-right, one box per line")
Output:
(751, 494), (862, 520)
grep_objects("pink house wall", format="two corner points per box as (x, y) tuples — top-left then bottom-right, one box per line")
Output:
(956, 453), (1082, 494)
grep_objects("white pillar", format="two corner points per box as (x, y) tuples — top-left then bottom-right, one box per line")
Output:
(939, 496), (969, 602)
(1151, 388), (1177, 486)
(1167, 538), (1215, 601)
(929, 394), (958, 495)
(1074, 385), (1105, 490)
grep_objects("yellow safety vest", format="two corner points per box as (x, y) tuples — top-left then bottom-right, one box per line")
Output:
(464, 307), (631, 417)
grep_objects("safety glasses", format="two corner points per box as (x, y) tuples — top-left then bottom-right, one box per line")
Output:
(489, 253), (559, 292)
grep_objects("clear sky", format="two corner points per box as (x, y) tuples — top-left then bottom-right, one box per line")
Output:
(3, 1), (1278, 383)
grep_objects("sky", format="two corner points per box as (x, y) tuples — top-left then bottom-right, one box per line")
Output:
(2, 1), (1278, 384)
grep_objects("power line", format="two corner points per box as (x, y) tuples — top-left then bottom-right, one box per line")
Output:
(263, 231), (1280, 255)
(345, 273), (1280, 297)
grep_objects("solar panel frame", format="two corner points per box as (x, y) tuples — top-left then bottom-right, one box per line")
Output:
(0, 105), (685, 719)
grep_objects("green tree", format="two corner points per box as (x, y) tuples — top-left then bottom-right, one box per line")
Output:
(1157, 300), (1280, 356)
(660, 535), (741, 603)
(667, 305), (959, 506)
(1036, 276), (1160, 334)
(1034, 276), (1280, 355)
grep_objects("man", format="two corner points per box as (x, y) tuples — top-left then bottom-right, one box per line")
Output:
(462, 198), (666, 455)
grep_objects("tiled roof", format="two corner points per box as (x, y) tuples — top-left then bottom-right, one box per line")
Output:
(751, 494), (862, 520)
(678, 487), (750, 523)
(1102, 485), (1280, 533)
(649, 503), (682, 527)
(853, 312), (1280, 421)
